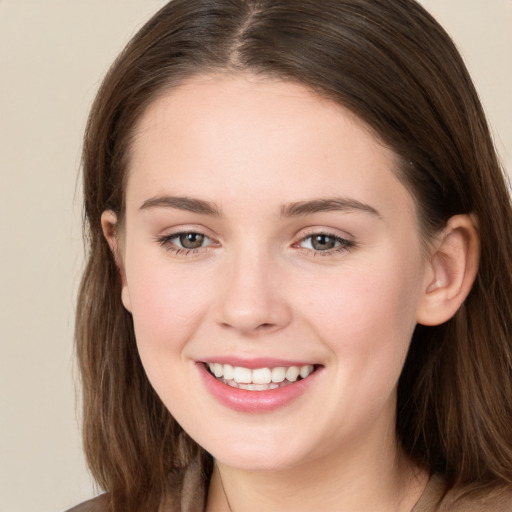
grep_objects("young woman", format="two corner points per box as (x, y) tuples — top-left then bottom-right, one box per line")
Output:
(70, 1), (512, 511)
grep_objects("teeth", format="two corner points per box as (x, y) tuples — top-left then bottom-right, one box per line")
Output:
(212, 363), (223, 378)
(252, 367), (272, 384)
(235, 382), (280, 391)
(271, 367), (286, 383)
(207, 363), (315, 388)
(300, 365), (314, 378)
(233, 366), (252, 384)
(223, 364), (234, 380)
(285, 366), (300, 382)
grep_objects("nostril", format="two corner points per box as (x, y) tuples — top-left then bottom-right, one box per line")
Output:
(216, 295), (293, 334)
(219, 321), (276, 331)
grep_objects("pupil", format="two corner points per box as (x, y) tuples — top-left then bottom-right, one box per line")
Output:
(312, 234), (335, 250)
(180, 233), (204, 249)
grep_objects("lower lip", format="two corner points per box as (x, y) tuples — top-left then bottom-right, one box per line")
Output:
(197, 363), (320, 413)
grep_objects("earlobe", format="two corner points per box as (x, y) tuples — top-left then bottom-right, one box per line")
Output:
(101, 210), (132, 313)
(121, 285), (132, 313)
(416, 214), (480, 326)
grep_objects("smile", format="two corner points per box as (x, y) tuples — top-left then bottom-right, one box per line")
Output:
(198, 359), (322, 412)
(206, 363), (315, 391)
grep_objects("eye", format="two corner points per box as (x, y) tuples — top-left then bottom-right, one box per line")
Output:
(298, 232), (354, 253)
(157, 231), (214, 253)
(176, 232), (207, 249)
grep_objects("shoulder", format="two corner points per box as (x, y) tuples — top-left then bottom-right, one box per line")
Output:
(64, 493), (110, 512)
(64, 459), (207, 512)
(415, 474), (512, 512)
(444, 486), (512, 512)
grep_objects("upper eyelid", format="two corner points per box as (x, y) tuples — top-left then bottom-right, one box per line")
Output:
(295, 226), (354, 242)
(157, 225), (217, 239)
(166, 229), (209, 238)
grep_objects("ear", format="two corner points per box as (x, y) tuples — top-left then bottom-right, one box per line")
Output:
(416, 214), (480, 326)
(101, 210), (132, 312)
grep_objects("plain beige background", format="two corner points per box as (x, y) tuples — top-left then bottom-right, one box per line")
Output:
(0, 1), (510, 511)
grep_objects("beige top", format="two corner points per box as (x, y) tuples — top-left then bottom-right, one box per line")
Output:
(67, 460), (512, 512)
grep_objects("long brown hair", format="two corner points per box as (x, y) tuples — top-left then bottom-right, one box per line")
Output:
(76, 0), (512, 509)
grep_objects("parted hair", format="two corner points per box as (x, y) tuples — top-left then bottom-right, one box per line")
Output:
(76, 0), (512, 510)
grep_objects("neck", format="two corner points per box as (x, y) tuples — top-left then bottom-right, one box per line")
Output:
(206, 426), (428, 512)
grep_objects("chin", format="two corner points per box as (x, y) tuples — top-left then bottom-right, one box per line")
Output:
(215, 452), (302, 472)
(202, 431), (312, 472)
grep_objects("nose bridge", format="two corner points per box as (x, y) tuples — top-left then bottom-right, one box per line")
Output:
(216, 242), (291, 335)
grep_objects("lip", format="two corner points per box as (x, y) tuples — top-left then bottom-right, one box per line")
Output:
(200, 356), (315, 369)
(197, 361), (321, 413)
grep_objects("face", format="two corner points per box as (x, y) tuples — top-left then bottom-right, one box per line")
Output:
(114, 75), (433, 472)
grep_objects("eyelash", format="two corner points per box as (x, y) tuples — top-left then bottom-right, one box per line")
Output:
(295, 231), (355, 256)
(156, 231), (355, 256)
(156, 231), (214, 255)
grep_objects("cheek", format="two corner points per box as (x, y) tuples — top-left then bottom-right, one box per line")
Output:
(124, 253), (215, 364)
(300, 255), (423, 375)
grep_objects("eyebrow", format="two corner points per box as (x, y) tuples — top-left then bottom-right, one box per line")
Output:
(280, 198), (381, 219)
(139, 195), (221, 216)
(139, 195), (381, 219)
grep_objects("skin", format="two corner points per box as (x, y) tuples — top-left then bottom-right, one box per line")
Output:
(103, 74), (479, 511)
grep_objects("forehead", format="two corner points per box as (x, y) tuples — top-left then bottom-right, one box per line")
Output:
(132, 73), (381, 152)
(125, 74), (415, 222)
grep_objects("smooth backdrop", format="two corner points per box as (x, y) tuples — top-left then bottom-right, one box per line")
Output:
(0, 1), (510, 511)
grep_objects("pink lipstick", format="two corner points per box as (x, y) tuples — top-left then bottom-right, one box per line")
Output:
(197, 360), (321, 413)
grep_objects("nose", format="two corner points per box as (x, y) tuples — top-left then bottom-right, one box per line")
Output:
(215, 250), (292, 336)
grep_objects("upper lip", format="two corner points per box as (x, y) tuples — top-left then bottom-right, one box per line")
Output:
(199, 357), (318, 369)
